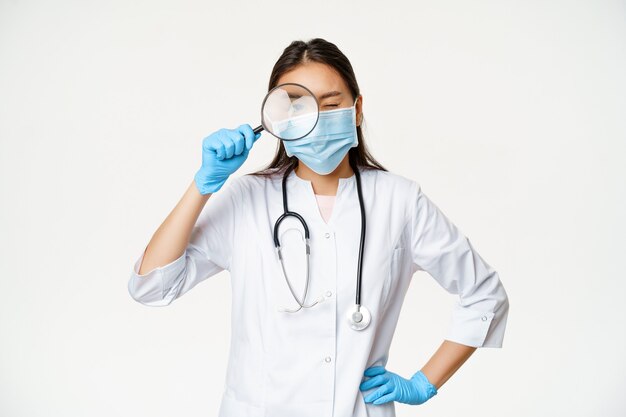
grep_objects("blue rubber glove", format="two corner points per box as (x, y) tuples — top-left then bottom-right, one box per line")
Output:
(194, 124), (261, 195)
(360, 366), (438, 406)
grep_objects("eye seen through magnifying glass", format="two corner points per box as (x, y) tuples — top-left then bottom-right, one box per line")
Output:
(252, 83), (320, 141)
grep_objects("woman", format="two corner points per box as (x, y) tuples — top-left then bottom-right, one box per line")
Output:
(128, 38), (510, 417)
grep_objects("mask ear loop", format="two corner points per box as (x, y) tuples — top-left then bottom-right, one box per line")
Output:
(353, 95), (362, 125)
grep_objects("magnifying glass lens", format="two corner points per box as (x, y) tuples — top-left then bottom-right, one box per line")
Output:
(261, 84), (319, 141)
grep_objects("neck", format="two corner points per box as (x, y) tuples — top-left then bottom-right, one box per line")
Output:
(294, 155), (354, 196)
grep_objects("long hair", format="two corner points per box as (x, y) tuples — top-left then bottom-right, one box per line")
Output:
(247, 38), (387, 178)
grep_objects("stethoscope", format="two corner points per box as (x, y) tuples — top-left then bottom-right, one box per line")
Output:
(273, 160), (371, 331)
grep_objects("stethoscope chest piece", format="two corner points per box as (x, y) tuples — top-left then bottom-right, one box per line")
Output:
(346, 304), (371, 331)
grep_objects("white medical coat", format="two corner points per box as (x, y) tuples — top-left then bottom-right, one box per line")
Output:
(128, 168), (509, 417)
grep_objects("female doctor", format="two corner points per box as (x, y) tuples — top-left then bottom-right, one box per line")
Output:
(128, 38), (510, 417)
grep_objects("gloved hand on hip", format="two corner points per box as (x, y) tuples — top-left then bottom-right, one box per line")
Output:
(194, 124), (261, 195)
(360, 366), (438, 406)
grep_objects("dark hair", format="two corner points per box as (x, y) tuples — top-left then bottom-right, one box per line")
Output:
(247, 38), (387, 178)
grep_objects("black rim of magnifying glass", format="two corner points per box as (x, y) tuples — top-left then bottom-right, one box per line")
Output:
(252, 82), (320, 141)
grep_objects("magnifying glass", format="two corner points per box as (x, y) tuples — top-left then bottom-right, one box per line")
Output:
(252, 83), (320, 141)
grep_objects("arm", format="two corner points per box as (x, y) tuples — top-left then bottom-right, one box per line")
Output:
(360, 340), (477, 406)
(128, 124), (261, 306)
(360, 182), (509, 406)
(127, 178), (239, 306)
(138, 180), (211, 274)
(409, 182), (510, 349)
(420, 340), (477, 390)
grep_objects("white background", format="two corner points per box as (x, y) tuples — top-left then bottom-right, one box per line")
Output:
(1, 0), (625, 416)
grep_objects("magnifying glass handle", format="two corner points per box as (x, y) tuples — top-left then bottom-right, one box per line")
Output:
(253, 125), (264, 134)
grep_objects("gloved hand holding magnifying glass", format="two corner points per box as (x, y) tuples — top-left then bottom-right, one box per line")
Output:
(194, 83), (321, 195)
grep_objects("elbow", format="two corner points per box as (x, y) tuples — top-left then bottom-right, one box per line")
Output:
(495, 276), (510, 315)
(126, 277), (147, 305)
(127, 251), (188, 307)
(484, 280), (510, 348)
(127, 274), (176, 307)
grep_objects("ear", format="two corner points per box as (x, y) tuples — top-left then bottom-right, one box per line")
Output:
(356, 95), (364, 127)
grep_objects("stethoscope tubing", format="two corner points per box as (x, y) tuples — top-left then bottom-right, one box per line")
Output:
(273, 159), (366, 315)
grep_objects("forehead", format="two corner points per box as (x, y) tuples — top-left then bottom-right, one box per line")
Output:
(276, 62), (350, 98)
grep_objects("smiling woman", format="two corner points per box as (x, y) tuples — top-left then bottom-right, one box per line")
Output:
(127, 37), (510, 417)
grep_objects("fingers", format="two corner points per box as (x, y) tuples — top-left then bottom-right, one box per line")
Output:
(372, 392), (395, 405)
(363, 366), (386, 377)
(203, 132), (226, 160)
(211, 129), (242, 160)
(204, 125), (260, 161)
(360, 373), (389, 391)
(218, 132), (237, 159)
(238, 124), (260, 151)
(364, 383), (393, 403)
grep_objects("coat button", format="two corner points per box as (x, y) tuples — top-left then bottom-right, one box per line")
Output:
(325, 356), (332, 363)
(481, 315), (488, 321)
(325, 291), (332, 297)
(324, 232), (331, 239)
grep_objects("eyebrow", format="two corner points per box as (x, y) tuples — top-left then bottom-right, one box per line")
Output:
(286, 90), (343, 100)
(318, 90), (343, 100)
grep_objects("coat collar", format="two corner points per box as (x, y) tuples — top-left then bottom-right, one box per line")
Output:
(282, 168), (360, 229)
(286, 168), (357, 196)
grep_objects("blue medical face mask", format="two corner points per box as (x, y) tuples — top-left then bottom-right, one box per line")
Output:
(281, 99), (359, 175)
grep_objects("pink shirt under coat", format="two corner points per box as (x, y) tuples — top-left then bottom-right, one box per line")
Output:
(314, 194), (336, 224)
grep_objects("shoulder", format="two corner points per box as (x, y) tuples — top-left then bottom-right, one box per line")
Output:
(366, 168), (420, 196)
(233, 171), (279, 190)
(367, 170), (423, 228)
(221, 171), (279, 200)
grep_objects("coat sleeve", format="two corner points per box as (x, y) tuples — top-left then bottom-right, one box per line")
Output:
(127, 178), (242, 307)
(408, 181), (509, 348)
